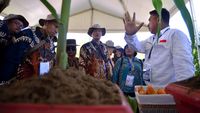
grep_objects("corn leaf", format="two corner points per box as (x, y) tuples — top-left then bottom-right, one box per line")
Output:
(152, 0), (162, 14)
(57, 0), (71, 69)
(152, 0), (163, 38)
(40, 0), (71, 69)
(40, 0), (59, 21)
(173, 0), (200, 75)
(173, 0), (195, 48)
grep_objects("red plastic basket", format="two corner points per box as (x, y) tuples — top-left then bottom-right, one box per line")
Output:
(0, 103), (133, 113)
(0, 86), (133, 113)
(166, 83), (200, 113)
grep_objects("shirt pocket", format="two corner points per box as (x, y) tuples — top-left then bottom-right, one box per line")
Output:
(157, 38), (170, 49)
(151, 39), (171, 58)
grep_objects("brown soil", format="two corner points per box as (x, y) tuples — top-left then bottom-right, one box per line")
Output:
(0, 67), (121, 105)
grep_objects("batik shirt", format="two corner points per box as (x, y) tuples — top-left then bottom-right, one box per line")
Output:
(17, 27), (56, 78)
(0, 23), (39, 81)
(79, 40), (112, 80)
(0, 20), (10, 48)
(68, 57), (79, 69)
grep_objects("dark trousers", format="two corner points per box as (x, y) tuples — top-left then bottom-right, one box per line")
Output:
(123, 92), (135, 97)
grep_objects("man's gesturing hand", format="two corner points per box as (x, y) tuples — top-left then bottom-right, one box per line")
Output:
(123, 12), (144, 35)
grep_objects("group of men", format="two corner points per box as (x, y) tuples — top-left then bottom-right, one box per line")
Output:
(0, 7), (195, 87)
(0, 14), (58, 82)
(79, 8), (195, 87)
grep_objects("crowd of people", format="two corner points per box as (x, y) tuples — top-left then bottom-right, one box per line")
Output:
(0, 14), (58, 82)
(0, 3), (195, 103)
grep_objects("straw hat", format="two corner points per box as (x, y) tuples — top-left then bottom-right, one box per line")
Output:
(105, 40), (115, 48)
(3, 14), (29, 28)
(115, 46), (123, 50)
(87, 24), (106, 36)
(39, 14), (57, 26)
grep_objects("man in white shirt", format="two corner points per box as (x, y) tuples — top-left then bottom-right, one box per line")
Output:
(124, 8), (194, 86)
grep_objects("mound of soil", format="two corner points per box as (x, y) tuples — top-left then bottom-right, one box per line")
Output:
(0, 67), (121, 105)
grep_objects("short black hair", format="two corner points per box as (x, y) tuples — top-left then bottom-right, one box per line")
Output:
(124, 45), (137, 57)
(149, 8), (170, 24)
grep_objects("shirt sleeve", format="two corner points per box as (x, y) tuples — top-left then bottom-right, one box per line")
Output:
(79, 46), (87, 70)
(172, 30), (195, 81)
(124, 34), (145, 53)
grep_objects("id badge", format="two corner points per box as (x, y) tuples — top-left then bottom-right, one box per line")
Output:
(143, 63), (152, 82)
(40, 61), (50, 75)
(125, 75), (134, 87)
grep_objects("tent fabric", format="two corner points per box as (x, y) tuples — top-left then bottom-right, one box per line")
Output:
(1, 0), (188, 33)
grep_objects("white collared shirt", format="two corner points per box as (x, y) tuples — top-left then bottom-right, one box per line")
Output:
(125, 27), (195, 86)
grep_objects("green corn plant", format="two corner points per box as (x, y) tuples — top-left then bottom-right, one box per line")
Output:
(41, 0), (71, 69)
(173, 0), (200, 75)
(174, 0), (200, 75)
(173, 0), (195, 49)
(152, 0), (162, 39)
(152, 0), (200, 75)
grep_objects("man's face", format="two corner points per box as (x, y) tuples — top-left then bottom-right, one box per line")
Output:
(8, 19), (24, 33)
(148, 15), (159, 34)
(91, 29), (102, 40)
(44, 21), (58, 37)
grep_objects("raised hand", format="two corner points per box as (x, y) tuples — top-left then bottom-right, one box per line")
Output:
(123, 12), (144, 35)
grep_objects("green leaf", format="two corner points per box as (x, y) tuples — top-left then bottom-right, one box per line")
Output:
(173, 0), (200, 75)
(59, 52), (68, 69)
(152, 0), (163, 38)
(56, 0), (71, 69)
(152, 0), (162, 14)
(173, 0), (195, 48)
(40, 0), (59, 21)
(40, 0), (71, 69)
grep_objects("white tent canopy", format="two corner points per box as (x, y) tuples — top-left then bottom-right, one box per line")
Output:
(1, 0), (189, 33)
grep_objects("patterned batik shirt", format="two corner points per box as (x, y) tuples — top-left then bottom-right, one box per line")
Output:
(79, 40), (112, 80)
(17, 27), (56, 78)
(68, 57), (79, 69)
(0, 26), (39, 81)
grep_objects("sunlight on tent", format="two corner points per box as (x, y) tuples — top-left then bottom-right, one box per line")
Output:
(66, 0), (200, 60)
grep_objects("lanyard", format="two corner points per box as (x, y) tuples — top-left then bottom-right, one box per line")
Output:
(127, 57), (135, 72)
(90, 41), (107, 62)
(148, 28), (170, 59)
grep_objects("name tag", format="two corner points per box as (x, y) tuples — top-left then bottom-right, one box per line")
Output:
(40, 61), (50, 75)
(125, 75), (134, 87)
(143, 63), (152, 82)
